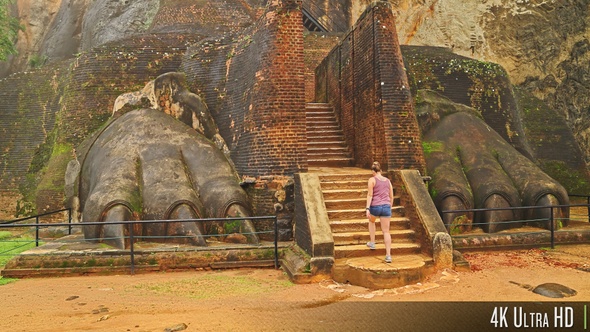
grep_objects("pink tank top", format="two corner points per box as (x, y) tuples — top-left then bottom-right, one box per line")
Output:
(371, 176), (391, 206)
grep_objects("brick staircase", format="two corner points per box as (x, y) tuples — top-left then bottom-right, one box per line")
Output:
(304, 103), (433, 288)
(315, 169), (434, 289)
(306, 103), (353, 167)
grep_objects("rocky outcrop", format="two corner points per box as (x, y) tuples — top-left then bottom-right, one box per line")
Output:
(386, 0), (590, 167)
(4, 0), (589, 167)
(80, 0), (160, 51)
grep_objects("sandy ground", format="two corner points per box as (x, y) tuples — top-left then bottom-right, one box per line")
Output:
(1, 245), (590, 332)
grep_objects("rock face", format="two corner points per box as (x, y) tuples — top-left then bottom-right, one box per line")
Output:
(2, 0), (590, 167)
(80, 0), (160, 51)
(386, 0), (590, 166)
(40, 0), (91, 61)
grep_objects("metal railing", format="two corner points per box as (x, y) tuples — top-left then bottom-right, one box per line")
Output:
(442, 202), (590, 249)
(1, 208), (72, 247)
(568, 194), (590, 222)
(0, 213), (279, 274)
(301, 0), (348, 33)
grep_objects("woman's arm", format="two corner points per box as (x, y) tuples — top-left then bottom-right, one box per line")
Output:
(366, 178), (375, 217)
(389, 179), (394, 206)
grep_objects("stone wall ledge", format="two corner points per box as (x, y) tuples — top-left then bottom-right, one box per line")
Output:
(452, 228), (590, 250)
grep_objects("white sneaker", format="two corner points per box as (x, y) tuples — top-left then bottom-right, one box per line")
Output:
(385, 256), (392, 263)
(366, 242), (376, 250)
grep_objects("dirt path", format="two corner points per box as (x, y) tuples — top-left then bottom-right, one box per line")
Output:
(1, 245), (590, 331)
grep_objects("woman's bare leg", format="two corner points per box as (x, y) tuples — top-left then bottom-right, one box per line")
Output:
(368, 215), (377, 244)
(379, 216), (392, 257)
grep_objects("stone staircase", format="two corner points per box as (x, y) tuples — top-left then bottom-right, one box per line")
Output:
(303, 103), (433, 288)
(314, 169), (434, 289)
(306, 103), (353, 167)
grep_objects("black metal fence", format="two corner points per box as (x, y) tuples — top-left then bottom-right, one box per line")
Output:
(1, 208), (73, 245)
(0, 211), (279, 274)
(569, 194), (590, 222)
(442, 197), (590, 249)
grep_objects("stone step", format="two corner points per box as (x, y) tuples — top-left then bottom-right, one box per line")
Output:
(306, 118), (340, 129)
(327, 206), (405, 220)
(308, 151), (351, 159)
(329, 217), (410, 232)
(324, 198), (366, 209)
(319, 179), (367, 190)
(305, 102), (333, 110)
(306, 114), (335, 121)
(324, 197), (401, 209)
(305, 110), (335, 115)
(332, 229), (415, 245)
(307, 124), (340, 130)
(306, 136), (347, 143)
(307, 129), (344, 136)
(334, 242), (421, 259)
(305, 108), (332, 113)
(319, 173), (388, 182)
(332, 254), (434, 289)
(308, 140), (348, 146)
(308, 158), (353, 167)
(307, 147), (350, 153)
(323, 188), (367, 200)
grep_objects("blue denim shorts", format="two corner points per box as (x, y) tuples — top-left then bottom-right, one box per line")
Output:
(369, 204), (391, 217)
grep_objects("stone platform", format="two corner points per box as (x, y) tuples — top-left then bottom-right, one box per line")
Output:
(452, 220), (590, 250)
(333, 254), (434, 289)
(1, 234), (290, 278)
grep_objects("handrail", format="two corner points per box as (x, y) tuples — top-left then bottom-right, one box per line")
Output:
(1, 208), (72, 246)
(301, 0), (348, 32)
(0, 215), (280, 273)
(1, 208), (71, 224)
(442, 202), (587, 214)
(441, 202), (590, 249)
(569, 194), (590, 222)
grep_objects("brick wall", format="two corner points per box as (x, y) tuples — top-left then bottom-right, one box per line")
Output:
(315, 2), (426, 173)
(61, 34), (199, 148)
(0, 33), (199, 215)
(184, 0), (307, 177)
(0, 68), (63, 190)
(244, 175), (295, 241)
(150, 0), (263, 35)
(303, 32), (341, 102)
(0, 190), (22, 220)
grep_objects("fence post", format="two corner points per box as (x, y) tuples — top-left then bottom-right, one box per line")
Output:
(35, 215), (40, 247)
(129, 224), (135, 275)
(550, 206), (555, 249)
(274, 216), (278, 269)
(68, 208), (72, 235)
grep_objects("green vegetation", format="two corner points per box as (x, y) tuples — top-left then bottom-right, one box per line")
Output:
(542, 160), (590, 195)
(0, 232), (38, 285)
(224, 219), (242, 233)
(403, 47), (508, 114)
(444, 58), (506, 79)
(15, 199), (34, 217)
(422, 141), (443, 158)
(29, 54), (48, 68)
(429, 186), (438, 199)
(0, 235), (37, 266)
(449, 215), (470, 235)
(19, 138), (73, 216)
(0, 0), (23, 61)
(37, 142), (73, 191)
(0, 276), (17, 285)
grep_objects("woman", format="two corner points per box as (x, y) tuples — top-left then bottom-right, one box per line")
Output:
(365, 161), (393, 263)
